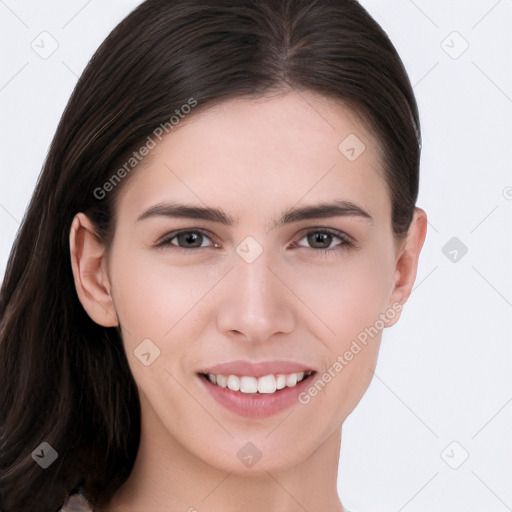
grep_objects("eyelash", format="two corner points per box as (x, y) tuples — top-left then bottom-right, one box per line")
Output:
(155, 228), (356, 256)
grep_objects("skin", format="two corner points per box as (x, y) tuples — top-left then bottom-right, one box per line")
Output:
(70, 90), (427, 512)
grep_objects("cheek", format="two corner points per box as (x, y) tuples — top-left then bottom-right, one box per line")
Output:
(290, 249), (394, 347)
(108, 251), (223, 412)
(288, 249), (393, 413)
(108, 245), (223, 349)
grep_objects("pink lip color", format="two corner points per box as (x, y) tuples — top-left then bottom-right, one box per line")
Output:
(198, 372), (314, 418)
(201, 360), (313, 378)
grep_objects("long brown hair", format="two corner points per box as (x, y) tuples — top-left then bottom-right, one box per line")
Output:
(0, 1), (420, 510)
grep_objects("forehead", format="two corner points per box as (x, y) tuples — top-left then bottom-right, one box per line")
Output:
(115, 91), (390, 226)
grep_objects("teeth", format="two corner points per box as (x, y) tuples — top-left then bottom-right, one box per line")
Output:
(258, 374), (276, 394)
(276, 374), (286, 390)
(285, 373), (297, 387)
(216, 374), (227, 388)
(240, 376), (258, 393)
(227, 375), (240, 391)
(205, 371), (311, 394)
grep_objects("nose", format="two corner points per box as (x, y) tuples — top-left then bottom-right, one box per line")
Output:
(216, 249), (296, 343)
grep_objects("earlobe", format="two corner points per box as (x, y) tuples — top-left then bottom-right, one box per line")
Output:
(386, 207), (428, 327)
(69, 213), (119, 327)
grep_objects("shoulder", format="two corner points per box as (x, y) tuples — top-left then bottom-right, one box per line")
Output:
(59, 494), (356, 512)
(59, 493), (94, 512)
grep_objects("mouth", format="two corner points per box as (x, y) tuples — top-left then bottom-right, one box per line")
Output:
(199, 371), (313, 394)
(197, 366), (316, 418)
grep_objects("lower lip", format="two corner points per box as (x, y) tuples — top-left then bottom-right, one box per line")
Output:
(199, 373), (315, 418)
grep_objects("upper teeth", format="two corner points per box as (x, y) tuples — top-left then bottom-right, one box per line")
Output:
(206, 372), (311, 394)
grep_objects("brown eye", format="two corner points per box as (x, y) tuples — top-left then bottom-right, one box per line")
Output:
(159, 230), (216, 249)
(174, 232), (204, 248)
(295, 229), (355, 252)
(307, 232), (333, 249)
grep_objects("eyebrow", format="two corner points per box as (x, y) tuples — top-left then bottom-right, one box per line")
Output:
(136, 200), (373, 228)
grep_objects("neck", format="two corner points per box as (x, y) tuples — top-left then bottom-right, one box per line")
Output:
(102, 399), (345, 512)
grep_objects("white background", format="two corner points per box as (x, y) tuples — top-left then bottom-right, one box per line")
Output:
(0, 1), (511, 511)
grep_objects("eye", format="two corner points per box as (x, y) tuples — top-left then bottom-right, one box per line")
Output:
(157, 230), (218, 250)
(294, 229), (355, 252)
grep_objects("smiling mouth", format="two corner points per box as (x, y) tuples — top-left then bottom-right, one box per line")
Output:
(199, 371), (314, 394)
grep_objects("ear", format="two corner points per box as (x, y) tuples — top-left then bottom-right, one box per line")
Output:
(386, 207), (428, 327)
(69, 212), (119, 327)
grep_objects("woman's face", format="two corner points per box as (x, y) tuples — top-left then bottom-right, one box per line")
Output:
(97, 90), (418, 474)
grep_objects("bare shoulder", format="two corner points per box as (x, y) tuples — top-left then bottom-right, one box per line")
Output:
(60, 493), (94, 512)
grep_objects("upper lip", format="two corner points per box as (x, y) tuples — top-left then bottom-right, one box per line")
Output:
(199, 360), (314, 378)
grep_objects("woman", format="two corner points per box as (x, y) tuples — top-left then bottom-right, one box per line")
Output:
(0, 0), (427, 511)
